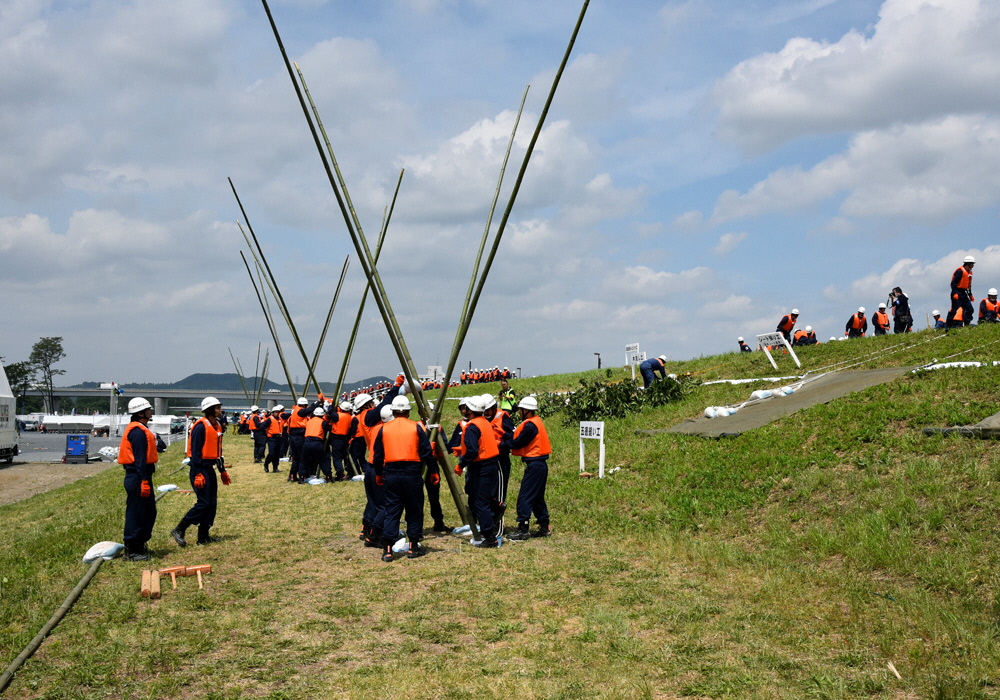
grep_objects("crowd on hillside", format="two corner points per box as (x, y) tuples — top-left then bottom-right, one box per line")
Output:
(737, 254), (997, 351)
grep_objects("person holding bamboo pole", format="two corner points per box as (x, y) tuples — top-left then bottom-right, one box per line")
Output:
(328, 401), (357, 480)
(502, 396), (553, 541)
(458, 396), (503, 548)
(357, 375), (406, 547)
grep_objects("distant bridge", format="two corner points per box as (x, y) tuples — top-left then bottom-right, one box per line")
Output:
(23, 387), (296, 414)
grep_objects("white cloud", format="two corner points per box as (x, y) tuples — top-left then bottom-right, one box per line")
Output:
(713, 231), (746, 255)
(711, 115), (1000, 224)
(713, 0), (1000, 152)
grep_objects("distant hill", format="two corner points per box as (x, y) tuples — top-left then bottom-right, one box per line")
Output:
(71, 374), (391, 395)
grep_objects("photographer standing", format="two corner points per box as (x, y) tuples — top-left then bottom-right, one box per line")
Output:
(889, 287), (913, 334)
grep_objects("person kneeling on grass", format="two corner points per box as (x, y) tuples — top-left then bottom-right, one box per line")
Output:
(502, 396), (553, 541)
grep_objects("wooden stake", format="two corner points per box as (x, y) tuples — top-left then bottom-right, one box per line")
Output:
(149, 572), (161, 599)
(140, 570), (152, 598)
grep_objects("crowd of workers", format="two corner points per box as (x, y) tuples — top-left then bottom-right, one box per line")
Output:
(116, 373), (551, 563)
(738, 255), (996, 352)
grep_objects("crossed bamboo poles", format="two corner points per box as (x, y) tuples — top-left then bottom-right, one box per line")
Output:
(234, 0), (590, 533)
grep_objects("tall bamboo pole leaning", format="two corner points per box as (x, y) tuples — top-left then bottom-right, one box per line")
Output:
(240, 251), (298, 402)
(332, 198), (393, 402)
(292, 61), (424, 411)
(430, 0), (591, 427)
(262, 4), (474, 532)
(300, 254), (350, 398)
(292, 45), (483, 530)
(228, 347), (252, 403)
(231, 178), (322, 398)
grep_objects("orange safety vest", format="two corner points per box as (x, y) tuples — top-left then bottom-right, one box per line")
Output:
(491, 410), (511, 441)
(451, 420), (468, 457)
(379, 418), (421, 463)
(850, 313), (865, 330)
(330, 409), (353, 437)
(265, 415), (282, 437)
(359, 407), (380, 458)
(304, 415), (327, 439)
(249, 414), (262, 432)
(186, 417), (223, 459)
(980, 299), (999, 317)
(511, 415), (552, 459)
(793, 330), (808, 342)
(464, 416), (500, 461)
(778, 315), (795, 332)
(954, 306), (965, 322)
(874, 311), (889, 328)
(954, 266), (972, 290)
(117, 422), (159, 466)
(289, 408), (309, 431)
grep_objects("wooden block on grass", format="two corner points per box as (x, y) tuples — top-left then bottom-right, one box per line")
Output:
(140, 570), (152, 598)
(149, 572), (161, 599)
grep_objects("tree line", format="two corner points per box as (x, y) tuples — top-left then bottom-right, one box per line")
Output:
(1, 337), (68, 413)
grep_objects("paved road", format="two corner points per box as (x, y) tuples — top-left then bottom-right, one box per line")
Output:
(12, 431), (185, 463)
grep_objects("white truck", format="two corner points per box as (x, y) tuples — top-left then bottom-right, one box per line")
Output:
(0, 364), (19, 463)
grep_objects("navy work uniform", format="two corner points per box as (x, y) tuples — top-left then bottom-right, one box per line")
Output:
(172, 402), (230, 547)
(503, 399), (553, 540)
(118, 402), (164, 560)
(460, 406), (503, 548)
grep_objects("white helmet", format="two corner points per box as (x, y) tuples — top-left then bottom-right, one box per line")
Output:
(201, 396), (221, 412)
(354, 394), (373, 411)
(128, 397), (152, 414)
(250, 405), (259, 412)
(989, 288), (998, 297)
(858, 307), (865, 313)
(339, 401), (353, 412)
(457, 397), (469, 407)
(312, 406), (326, 417)
(933, 310), (940, 316)
(466, 396), (484, 413)
(296, 397), (308, 406)
(964, 255), (976, 263)
(658, 355), (667, 363)
(272, 405), (283, 412)
(518, 396), (538, 411)
(480, 394), (497, 410)
(380, 405), (395, 423)
(391, 396), (411, 412)
(737, 337), (744, 342)
(878, 303), (886, 309)
(791, 309), (799, 315)
(805, 325), (812, 332)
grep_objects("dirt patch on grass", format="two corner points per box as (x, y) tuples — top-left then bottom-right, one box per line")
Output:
(0, 459), (117, 507)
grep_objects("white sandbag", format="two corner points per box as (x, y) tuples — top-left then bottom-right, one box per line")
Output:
(704, 407), (717, 418)
(157, 484), (178, 492)
(351, 474), (365, 482)
(83, 541), (124, 563)
(749, 389), (773, 400)
(452, 524), (472, 536)
(306, 477), (326, 485)
(392, 537), (409, 553)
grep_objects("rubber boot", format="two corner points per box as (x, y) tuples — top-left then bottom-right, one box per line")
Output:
(531, 520), (552, 538)
(507, 521), (531, 541)
(381, 545), (394, 562)
(171, 519), (189, 547)
(197, 525), (219, 545)
(365, 527), (382, 548)
(124, 541), (151, 561)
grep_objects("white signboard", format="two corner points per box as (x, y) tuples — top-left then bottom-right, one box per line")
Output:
(579, 421), (606, 478)
(626, 343), (643, 380)
(755, 332), (802, 371)
(625, 342), (639, 354)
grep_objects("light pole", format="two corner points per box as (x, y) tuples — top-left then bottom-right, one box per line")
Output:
(516, 367), (521, 379)
(594, 352), (601, 369)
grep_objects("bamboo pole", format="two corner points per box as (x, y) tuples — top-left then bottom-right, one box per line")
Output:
(240, 251), (297, 402)
(231, 179), (320, 398)
(263, 3), (475, 532)
(301, 254), (350, 398)
(430, 0), (591, 425)
(228, 347), (252, 403)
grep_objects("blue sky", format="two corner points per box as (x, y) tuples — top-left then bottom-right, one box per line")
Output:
(2, 0), (999, 387)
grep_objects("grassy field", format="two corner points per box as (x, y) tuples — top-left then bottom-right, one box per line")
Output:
(2, 325), (1000, 699)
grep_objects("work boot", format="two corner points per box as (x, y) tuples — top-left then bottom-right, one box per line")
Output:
(506, 521), (531, 541)
(432, 520), (450, 533)
(196, 525), (220, 545)
(531, 521), (552, 538)
(474, 537), (499, 549)
(124, 543), (151, 561)
(381, 546), (394, 563)
(170, 521), (189, 547)
(365, 528), (383, 548)
(407, 542), (426, 559)
(359, 524), (368, 542)
(264, 466), (269, 473)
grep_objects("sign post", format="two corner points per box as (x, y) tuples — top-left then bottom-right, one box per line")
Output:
(625, 343), (639, 380)
(579, 421), (606, 478)
(755, 332), (802, 371)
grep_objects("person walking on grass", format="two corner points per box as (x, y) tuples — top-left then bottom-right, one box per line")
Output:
(118, 397), (166, 561)
(503, 396), (553, 541)
(171, 397), (231, 547)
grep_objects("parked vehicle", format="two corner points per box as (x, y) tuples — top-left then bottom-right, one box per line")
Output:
(0, 365), (19, 463)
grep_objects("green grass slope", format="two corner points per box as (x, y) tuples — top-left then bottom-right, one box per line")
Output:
(2, 325), (1000, 699)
